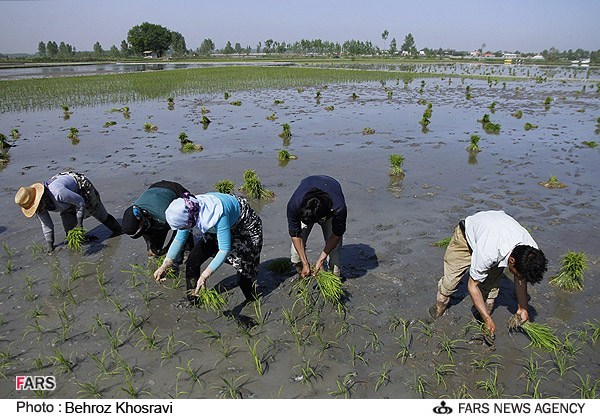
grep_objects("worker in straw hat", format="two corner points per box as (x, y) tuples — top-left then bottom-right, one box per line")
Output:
(15, 171), (123, 253)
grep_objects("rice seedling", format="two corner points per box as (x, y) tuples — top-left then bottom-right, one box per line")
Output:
(433, 363), (456, 390)
(467, 134), (481, 152)
(214, 374), (247, 399)
(181, 142), (203, 152)
(584, 319), (600, 345)
(214, 179), (235, 194)
(66, 227), (86, 252)
(251, 295), (271, 328)
(23, 319), (46, 342)
(176, 359), (206, 389)
(278, 123), (292, 140)
(31, 353), (46, 371)
(465, 86), (473, 100)
(224, 92), (230, 100)
(315, 270), (344, 307)
(195, 327), (222, 345)
(315, 90), (321, 99)
(372, 363), (392, 392)
(267, 257), (292, 275)
(539, 175), (567, 189)
(167, 97), (174, 107)
(544, 96), (552, 106)
(478, 114), (501, 133)
(10, 128), (20, 139)
(549, 251), (587, 292)
(103, 121), (116, 128)
(350, 92), (359, 100)
(582, 140), (598, 148)
(549, 349), (573, 377)
(329, 373), (356, 398)
(524, 122), (539, 131)
(120, 375), (149, 399)
(450, 384), (473, 399)
(419, 115), (431, 128)
(470, 354), (504, 372)
(200, 115), (211, 127)
(67, 126), (79, 140)
(103, 323), (127, 351)
(143, 122), (158, 132)
(488, 101), (497, 112)
(362, 127), (375, 135)
(572, 372), (598, 399)
(438, 333), (464, 362)
(417, 320), (434, 341)
(246, 338), (265, 375)
(230, 100), (242, 106)
(347, 343), (369, 367)
(108, 295), (124, 312)
(239, 169), (274, 199)
(324, 105), (334, 111)
(409, 374), (431, 398)
(136, 326), (160, 350)
(293, 357), (320, 387)
(160, 332), (189, 366)
(265, 113), (278, 121)
(193, 288), (227, 312)
(75, 376), (104, 398)
(432, 236), (452, 248)
(0, 147), (9, 165)
(389, 153), (405, 176)
(124, 307), (144, 332)
(520, 353), (545, 393)
(2, 242), (14, 273)
(387, 90), (393, 99)
(476, 368), (502, 398)
(90, 350), (116, 376)
(561, 331), (583, 356)
(512, 110), (523, 119)
(277, 149), (298, 162)
(513, 321), (561, 351)
(47, 348), (75, 375)
(0, 343), (14, 378)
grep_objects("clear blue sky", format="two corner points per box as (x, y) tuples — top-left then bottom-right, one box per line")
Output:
(0, 0), (598, 54)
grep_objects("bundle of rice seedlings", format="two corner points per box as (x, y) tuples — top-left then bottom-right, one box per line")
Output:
(514, 321), (560, 351)
(315, 270), (344, 306)
(66, 227), (86, 253)
(432, 236), (452, 248)
(539, 175), (566, 189)
(389, 154), (405, 176)
(279, 123), (292, 140)
(267, 258), (292, 275)
(277, 149), (298, 162)
(549, 251), (587, 292)
(239, 169), (274, 200)
(467, 134), (481, 152)
(215, 179), (235, 194)
(194, 288), (226, 312)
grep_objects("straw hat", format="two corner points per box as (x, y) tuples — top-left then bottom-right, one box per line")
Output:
(15, 183), (45, 218)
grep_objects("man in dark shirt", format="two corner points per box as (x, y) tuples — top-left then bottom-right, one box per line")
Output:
(122, 180), (193, 257)
(287, 175), (347, 278)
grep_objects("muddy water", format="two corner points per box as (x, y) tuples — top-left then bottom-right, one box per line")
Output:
(0, 73), (599, 399)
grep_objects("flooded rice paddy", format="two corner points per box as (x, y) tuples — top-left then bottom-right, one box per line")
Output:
(0, 64), (599, 399)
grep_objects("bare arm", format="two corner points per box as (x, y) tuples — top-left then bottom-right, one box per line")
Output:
(514, 276), (530, 323)
(468, 276), (496, 335)
(291, 236), (311, 278)
(314, 233), (342, 274)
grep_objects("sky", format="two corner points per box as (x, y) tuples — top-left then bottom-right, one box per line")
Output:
(0, 0), (598, 54)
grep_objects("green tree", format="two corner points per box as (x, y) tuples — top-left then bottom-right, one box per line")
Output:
(223, 41), (234, 54)
(37, 41), (46, 57)
(264, 39), (274, 53)
(127, 22), (172, 57)
(93, 41), (104, 56)
(46, 41), (58, 57)
(389, 38), (397, 55)
(401, 33), (417, 56)
(58, 42), (69, 57)
(256, 41), (262, 53)
(120, 40), (130, 56)
(109, 45), (120, 58)
(234, 42), (243, 54)
(197, 38), (215, 56)
(170, 31), (187, 56)
(381, 29), (389, 51)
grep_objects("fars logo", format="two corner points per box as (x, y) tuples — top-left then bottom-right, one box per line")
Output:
(15, 376), (56, 391)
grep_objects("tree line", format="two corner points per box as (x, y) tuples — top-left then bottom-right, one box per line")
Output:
(29, 22), (600, 63)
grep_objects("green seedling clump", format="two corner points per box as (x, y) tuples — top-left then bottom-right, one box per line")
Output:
(10, 128), (20, 139)
(267, 258), (292, 275)
(478, 114), (501, 133)
(66, 227), (86, 253)
(194, 288), (226, 312)
(582, 141), (597, 148)
(239, 169), (274, 200)
(315, 270), (344, 306)
(432, 236), (452, 248)
(539, 175), (566, 189)
(179, 132), (203, 152)
(516, 322), (561, 351)
(512, 110), (523, 119)
(215, 179), (235, 194)
(550, 251), (587, 292)
(67, 127), (79, 139)
(524, 122), (539, 131)
(278, 149), (298, 162)
(144, 123), (158, 132)
(544, 97), (552, 106)
(279, 123), (292, 140)
(362, 127), (375, 135)
(389, 154), (405, 176)
(467, 134), (481, 152)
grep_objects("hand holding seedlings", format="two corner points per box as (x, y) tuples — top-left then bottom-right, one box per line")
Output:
(153, 257), (174, 283)
(192, 268), (213, 296)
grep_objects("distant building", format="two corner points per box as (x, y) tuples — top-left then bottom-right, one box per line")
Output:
(532, 55), (544, 60)
(502, 53), (517, 59)
(143, 50), (158, 59)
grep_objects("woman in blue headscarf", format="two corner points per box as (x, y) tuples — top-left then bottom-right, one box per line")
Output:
(153, 192), (263, 302)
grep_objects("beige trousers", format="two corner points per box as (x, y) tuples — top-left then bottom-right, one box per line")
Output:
(437, 224), (502, 300)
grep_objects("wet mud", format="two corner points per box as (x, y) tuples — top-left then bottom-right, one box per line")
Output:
(0, 69), (599, 399)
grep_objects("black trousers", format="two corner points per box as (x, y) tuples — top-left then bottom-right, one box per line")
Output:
(185, 235), (255, 301)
